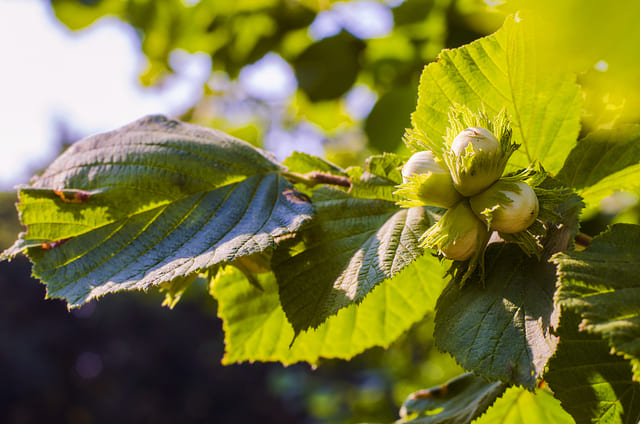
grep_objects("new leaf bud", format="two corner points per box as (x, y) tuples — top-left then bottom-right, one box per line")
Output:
(399, 151), (463, 209)
(470, 180), (539, 234)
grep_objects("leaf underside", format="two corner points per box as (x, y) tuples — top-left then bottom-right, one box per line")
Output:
(398, 372), (506, 424)
(4, 115), (312, 307)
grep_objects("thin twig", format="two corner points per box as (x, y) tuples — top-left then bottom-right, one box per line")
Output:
(574, 232), (593, 249)
(281, 171), (351, 189)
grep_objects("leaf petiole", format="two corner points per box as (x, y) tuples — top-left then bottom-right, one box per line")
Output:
(281, 171), (351, 189)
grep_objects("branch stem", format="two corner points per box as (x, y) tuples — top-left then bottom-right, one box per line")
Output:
(574, 232), (593, 249)
(281, 171), (351, 189)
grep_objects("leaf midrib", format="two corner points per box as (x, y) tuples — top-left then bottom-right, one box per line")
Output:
(26, 171), (282, 244)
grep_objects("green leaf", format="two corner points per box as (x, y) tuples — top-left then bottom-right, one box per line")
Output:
(410, 15), (582, 174)
(293, 31), (365, 101)
(212, 253), (448, 365)
(434, 244), (558, 389)
(398, 373), (506, 424)
(473, 387), (575, 424)
(578, 164), (640, 211)
(282, 151), (347, 176)
(3, 115), (312, 307)
(158, 273), (199, 309)
(545, 310), (640, 424)
(274, 184), (434, 334)
(433, 180), (582, 389)
(365, 85), (416, 153)
(347, 153), (406, 202)
(556, 125), (640, 208)
(552, 224), (640, 381)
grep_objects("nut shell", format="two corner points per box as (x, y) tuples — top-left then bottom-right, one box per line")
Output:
(470, 180), (539, 234)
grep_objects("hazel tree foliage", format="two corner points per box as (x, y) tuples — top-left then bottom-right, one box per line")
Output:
(5, 3), (640, 423)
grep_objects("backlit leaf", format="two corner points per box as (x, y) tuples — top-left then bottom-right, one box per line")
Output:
(473, 387), (574, 424)
(556, 125), (640, 208)
(409, 15), (581, 173)
(212, 253), (447, 364)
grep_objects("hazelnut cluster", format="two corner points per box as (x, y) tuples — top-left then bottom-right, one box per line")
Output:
(398, 110), (539, 263)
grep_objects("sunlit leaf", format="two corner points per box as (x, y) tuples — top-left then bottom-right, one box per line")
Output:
(473, 387), (575, 424)
(3, 116), (312, 307)
(556, 125), (640, 208)
(282, 151), (347, 176)
(410, 15), (582, 174)
(212, 253), (447, 364)
(347, 153), (406, 202)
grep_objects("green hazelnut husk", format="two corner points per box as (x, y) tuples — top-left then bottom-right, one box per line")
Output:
(397, 151), (463, 209)
(451, 127), (500, 156)
(470, 180), (539, 234)
(443, 107), (520, 197)
(421, 200), (488, 261)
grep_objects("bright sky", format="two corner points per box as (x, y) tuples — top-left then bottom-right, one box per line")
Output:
(0, 0), (210, 189)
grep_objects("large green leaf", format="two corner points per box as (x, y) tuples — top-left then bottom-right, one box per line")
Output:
(552, 224), (640, 381)
(433, 183), (583, 388)
(473, 387), (574, 424)
(3, 115), (312, 307)
(212, 253), (447, 365)
(274, 186), (434, 335)
(545, 310), (640, 424)
(434, 244), (558, 389)
(410, 15), (582, 174)
(556, 125), (640, 208)
(398, 373), (506, 424)
(274, 151), (434, 335)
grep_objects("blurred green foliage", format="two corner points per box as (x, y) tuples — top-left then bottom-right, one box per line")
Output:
(50, 0), (500, 170)
(505, 0), (640, 132)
